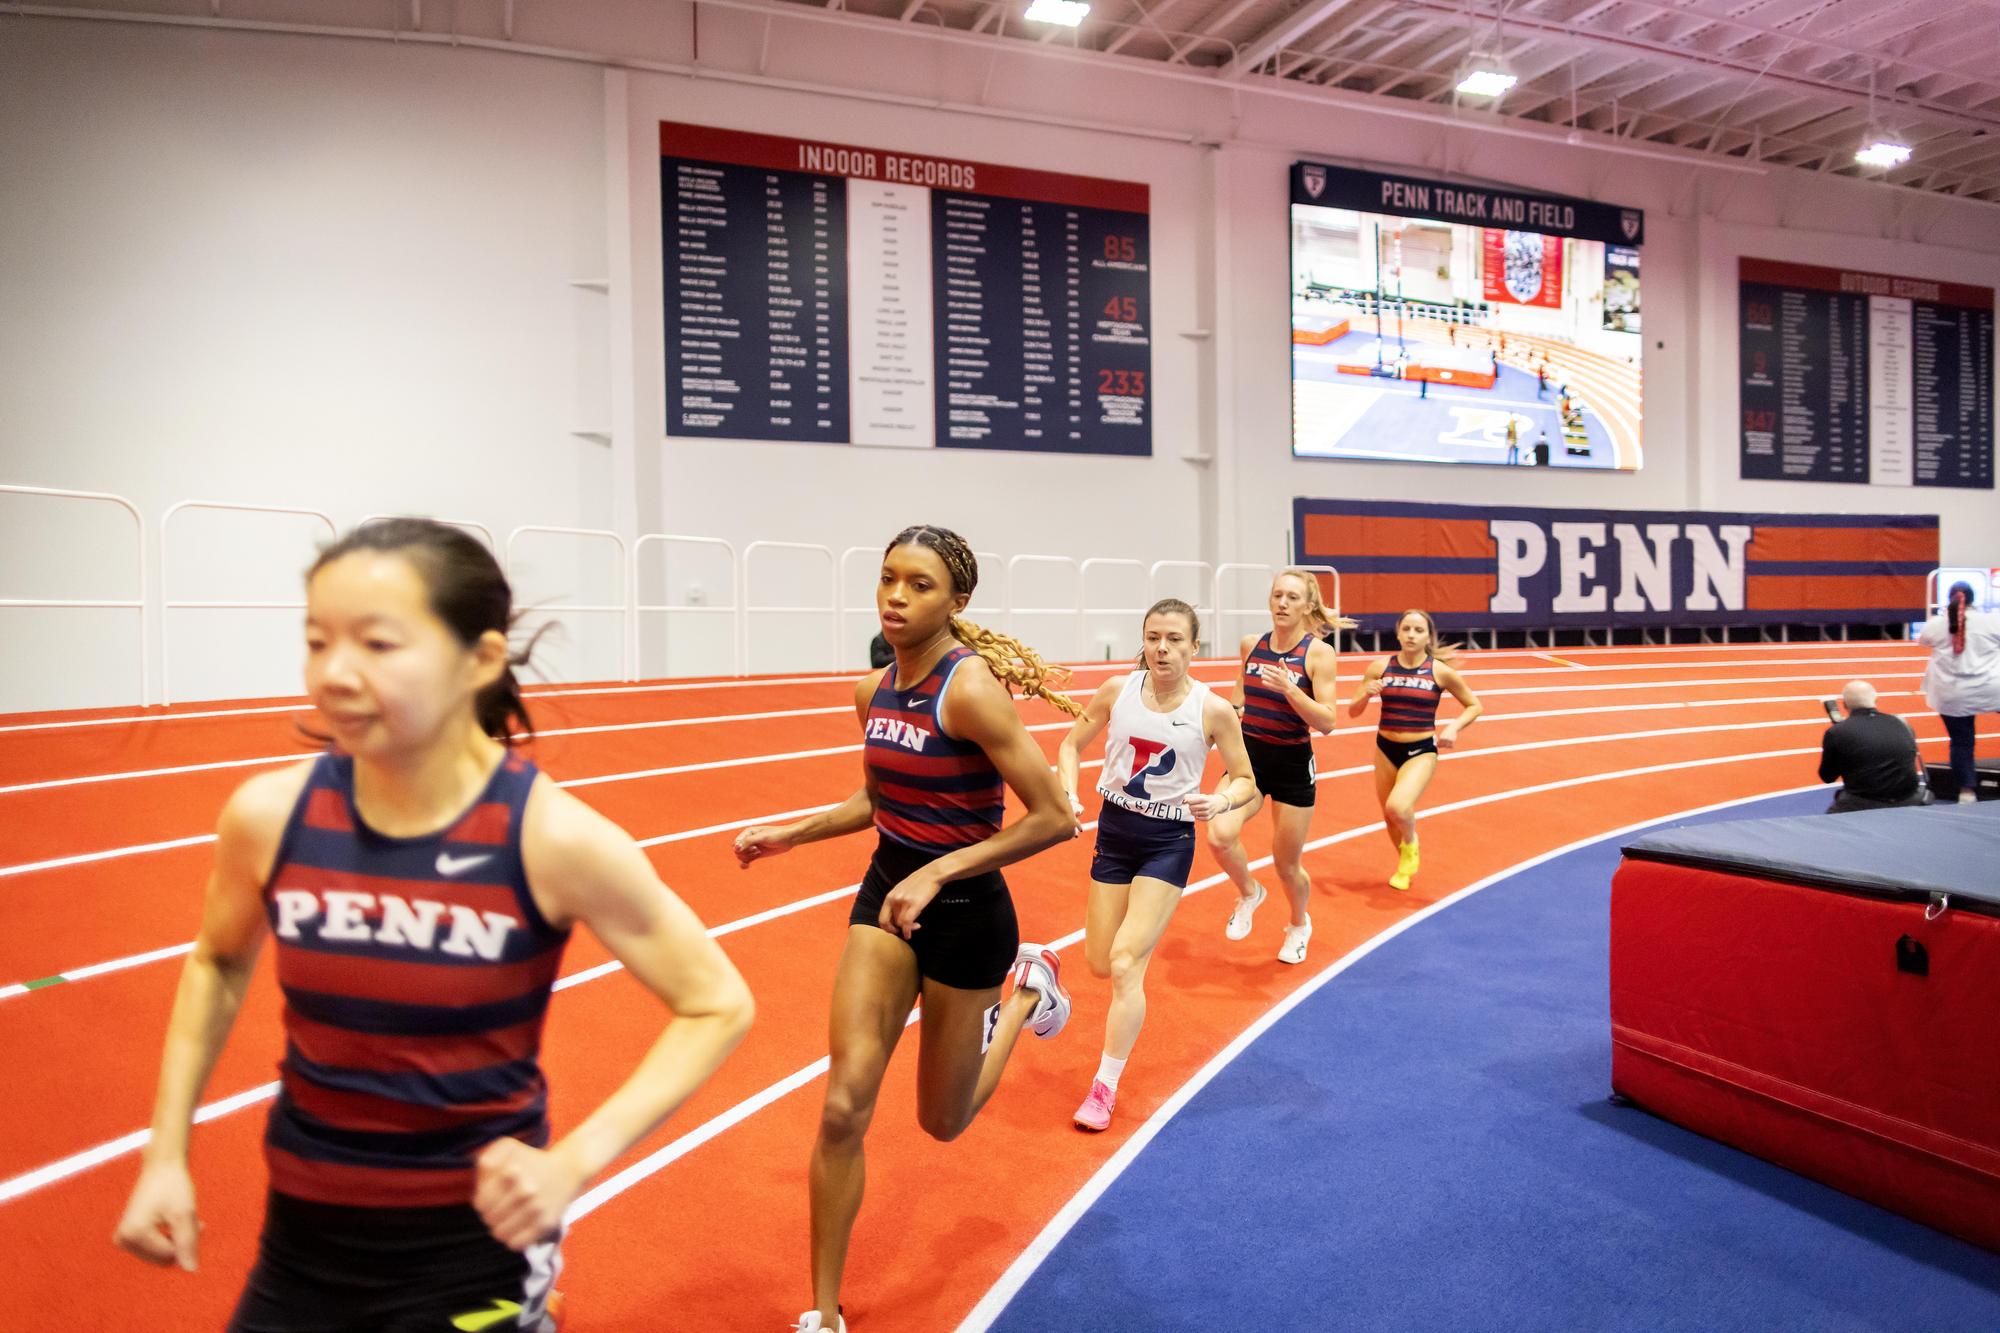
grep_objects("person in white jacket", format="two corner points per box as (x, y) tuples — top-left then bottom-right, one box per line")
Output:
(1919, 580), (2000, 803)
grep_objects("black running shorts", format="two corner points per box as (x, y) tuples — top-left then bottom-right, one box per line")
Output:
(850, 834), (1018, 990)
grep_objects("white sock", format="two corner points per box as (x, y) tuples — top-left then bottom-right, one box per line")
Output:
(1096, 1053), (1127, 1091)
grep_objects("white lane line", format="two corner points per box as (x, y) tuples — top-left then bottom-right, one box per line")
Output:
(0, 684), (1937, 878)
(2, 700), (1958, 999)
(540, 744), (1926, 1236)
(0, 643), (1923, 737)
(0, 660), (1176, 736)
(5, 729), (1988, 1210)
(953, 780), (1838, 1333)
(0, 661), (1909, 801)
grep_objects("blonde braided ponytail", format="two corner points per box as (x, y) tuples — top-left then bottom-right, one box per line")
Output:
(886, 525), (1083, 718)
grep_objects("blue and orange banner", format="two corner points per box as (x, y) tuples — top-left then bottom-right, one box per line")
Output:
(1294, 498), (1938, 629)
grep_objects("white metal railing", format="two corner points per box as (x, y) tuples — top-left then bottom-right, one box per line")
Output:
(743, 541), (837, 673)
(506, 525), (630, 683)
(1006, 553), (1083, 661)
(160, 501), (337, 706)
(633, 534), (739, 679)
(1212, 561), (1277, 646)
(359, 513), (499, 552)
(1079, 557), (1148, 660)
(0, 485), (151, 705)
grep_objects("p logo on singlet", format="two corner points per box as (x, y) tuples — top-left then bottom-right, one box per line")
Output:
(1123, 737), (1177, 798)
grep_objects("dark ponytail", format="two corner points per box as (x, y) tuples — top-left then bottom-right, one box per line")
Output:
(1948, 581), (1975, 656)
(307, 518), (544, 745)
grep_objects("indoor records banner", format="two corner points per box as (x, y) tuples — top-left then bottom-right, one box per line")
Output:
(661, 121), (1153, 455)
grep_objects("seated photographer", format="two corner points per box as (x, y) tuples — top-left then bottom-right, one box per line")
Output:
(1818, 680), (1927, 813)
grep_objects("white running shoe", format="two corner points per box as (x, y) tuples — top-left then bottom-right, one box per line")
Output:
(1012, 944), (1072, 1039)
(790, 1313), (845, 1332)
(1225, 882), (1268, 941)
(1277, 915), (1312, 965)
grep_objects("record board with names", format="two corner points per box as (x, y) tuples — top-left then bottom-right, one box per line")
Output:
(661, 122), (1152, 456)
(1739, 258), (1994, 489)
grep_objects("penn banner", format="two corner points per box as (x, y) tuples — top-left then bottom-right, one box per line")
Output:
(1294, 498), (1939, 630)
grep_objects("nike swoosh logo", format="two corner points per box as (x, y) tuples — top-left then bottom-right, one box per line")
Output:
(451, 1299), (523, 1332)
(436, 851), (495, 877)
(1169, 719), (1191, 727)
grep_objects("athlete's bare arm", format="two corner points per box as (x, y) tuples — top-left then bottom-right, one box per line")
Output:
(1233, 632), (1258, 712)
(114, 760), (313, 1273)
(1188, 693), (1258, 820)
(1056, 676), (1122, 816)
(733, 670), (884, 866)
(1278, 638), (1342, 734)
(484, 783), (756, 1249)
(1347, 657), (1388, 717)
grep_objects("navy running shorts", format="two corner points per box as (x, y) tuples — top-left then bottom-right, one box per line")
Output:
(1243, 734), (1318, 807)
(851, 834), (1018, 990)
(228, 1191), (560, 1333)
(1089, 800), (1196, 889)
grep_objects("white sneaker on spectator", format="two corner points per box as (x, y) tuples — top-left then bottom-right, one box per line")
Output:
(1277, 915), (1312, 965)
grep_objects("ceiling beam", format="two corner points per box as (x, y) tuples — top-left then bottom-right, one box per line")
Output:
(1222, 0), (1377, 77)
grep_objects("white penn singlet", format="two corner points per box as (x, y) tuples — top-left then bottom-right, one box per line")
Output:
(1097, 671), (1211, 822)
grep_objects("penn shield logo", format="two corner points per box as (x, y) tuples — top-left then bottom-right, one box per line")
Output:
(1620, 209), (1641, 241)
(1302, 165), (1326, 200)
(1123, 737), (1178, 798)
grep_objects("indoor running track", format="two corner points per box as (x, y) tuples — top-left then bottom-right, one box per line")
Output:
(0, 640), (1984, 1331)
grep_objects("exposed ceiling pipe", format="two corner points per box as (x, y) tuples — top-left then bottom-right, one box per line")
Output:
(46, 0), (2000, 205)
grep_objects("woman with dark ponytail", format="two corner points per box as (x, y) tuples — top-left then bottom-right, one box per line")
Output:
(1919, 581), (2000, 803)
(117, 519), (755, 1333)
(734, 524), (1080, 1333)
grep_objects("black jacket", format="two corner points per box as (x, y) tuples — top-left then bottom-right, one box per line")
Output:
(1818, 708), (1920, 803)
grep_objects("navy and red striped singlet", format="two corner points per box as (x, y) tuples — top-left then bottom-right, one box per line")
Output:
(261, 751), (569, 1208)
(1378, 654), (1444, 733)
(864, 645), (1004, 855)
(1241, 631), (1314, 746)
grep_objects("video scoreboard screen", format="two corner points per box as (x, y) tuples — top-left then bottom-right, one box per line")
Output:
(1290, 163), (1644, 472)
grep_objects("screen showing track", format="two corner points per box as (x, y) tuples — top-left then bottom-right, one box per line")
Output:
(1290, 163), (1643, 472)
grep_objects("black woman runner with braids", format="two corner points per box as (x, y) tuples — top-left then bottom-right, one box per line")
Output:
(733, 525), (1082, 1333)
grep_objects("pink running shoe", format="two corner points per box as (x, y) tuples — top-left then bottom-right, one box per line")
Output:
(1073, 1079), (1117, 1132)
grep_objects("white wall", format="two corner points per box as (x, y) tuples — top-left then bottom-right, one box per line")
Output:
(0, 18), (613, 709)
(2, 4), (1996, 711)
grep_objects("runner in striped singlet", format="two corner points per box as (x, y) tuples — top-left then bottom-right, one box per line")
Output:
(1348, 608), (1483, 892)
(733, 525), (1081, 1333)
(1209, 569), (1353, 965)
(115, 519), (753, 1332)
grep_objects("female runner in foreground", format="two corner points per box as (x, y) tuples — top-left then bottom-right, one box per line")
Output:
(1057, 598), (1256, 1130)
(115, 519), (754, 1332)
(1348, 608), (1483, 891)
(733, 525), (1081, 1333)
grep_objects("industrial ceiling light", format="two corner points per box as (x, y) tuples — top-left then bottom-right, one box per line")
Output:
(1024, 0), (1090, 25)
(1852, 67), (1910, 169)
(1855, 137), (1911, 168)
(1455, 63), (1518, 98)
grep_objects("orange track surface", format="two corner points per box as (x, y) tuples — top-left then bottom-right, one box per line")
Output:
(0, 642), (1953, 1331)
